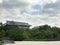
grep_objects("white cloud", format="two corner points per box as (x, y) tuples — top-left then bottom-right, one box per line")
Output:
(0, 0), (60, 27)
(0, 0), (2, 3)
(0, 0), (29, 8)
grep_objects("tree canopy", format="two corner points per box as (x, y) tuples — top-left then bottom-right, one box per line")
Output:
(0, 23), (60, 41)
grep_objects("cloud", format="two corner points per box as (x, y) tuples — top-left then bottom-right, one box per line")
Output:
(19, 0), (60, 27)
(9, 13), (60, 27)
(20, 4), (43, 15)
(0, 0), (29, 9)
(44, 0), (60, 9)
(31, 4), (41, 10)
(0, 0), (29, 22)
(0, 0), (60, 27)
(21, 0), (58, 15)
(43, 0), (60, 14)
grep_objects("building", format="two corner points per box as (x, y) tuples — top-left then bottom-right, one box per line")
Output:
(5, 21), (31, 28)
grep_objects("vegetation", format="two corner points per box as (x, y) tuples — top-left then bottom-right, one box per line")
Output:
(0, 22), (60, 41)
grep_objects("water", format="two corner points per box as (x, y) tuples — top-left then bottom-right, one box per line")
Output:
(5, 41), (60, 45)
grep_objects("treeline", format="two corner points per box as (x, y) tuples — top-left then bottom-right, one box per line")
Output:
(0, 23), (60, 41)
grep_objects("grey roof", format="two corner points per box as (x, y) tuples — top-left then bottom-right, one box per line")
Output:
(6, 21), (31, 26)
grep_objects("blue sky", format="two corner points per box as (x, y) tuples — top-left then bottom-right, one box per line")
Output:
(0, 0), (60, 27)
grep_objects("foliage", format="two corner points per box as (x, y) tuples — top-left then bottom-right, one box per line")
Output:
(0, 23), (60, 41)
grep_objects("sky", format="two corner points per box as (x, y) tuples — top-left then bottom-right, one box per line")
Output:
(0, 0), (60, 27)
